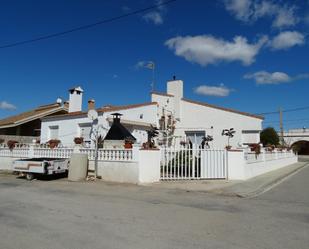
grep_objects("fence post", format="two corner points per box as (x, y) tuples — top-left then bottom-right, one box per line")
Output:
(261, 148), (266, 162)
(28, 144), (35, 158)
(132, 144), (140, 161)
(73, 144), (82, 153)
(138, 149), (160, 183)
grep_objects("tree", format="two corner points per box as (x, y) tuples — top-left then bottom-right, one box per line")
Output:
(260, 127), (279, 146)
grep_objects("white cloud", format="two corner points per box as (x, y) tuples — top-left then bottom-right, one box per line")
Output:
(269, 31), (305, 50)
(143, 11), (163, 25)
(194, 84), (232, 97)
(165, 35), (268, 67)
(142, 0), (166, 25)
(224, 0), (253, 22)
(244, 71), (309, 84)
(224, 0), (299, 28)
(0, 101), (16, 110)
(134, 60), (155, 70)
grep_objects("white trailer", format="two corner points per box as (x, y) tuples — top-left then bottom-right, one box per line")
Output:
(12, 158), (69, 180)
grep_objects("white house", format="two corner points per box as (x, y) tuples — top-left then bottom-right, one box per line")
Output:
(40, 79), (263, 149)
(151, 78), (263, 149)
(40, 87), (158, 147)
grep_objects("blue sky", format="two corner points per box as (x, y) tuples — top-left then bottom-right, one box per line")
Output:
(0, 0), (308, 130)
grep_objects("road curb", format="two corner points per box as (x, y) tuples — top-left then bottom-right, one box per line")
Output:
(243, 162), (309, 198)
(220, 162), (309, 198)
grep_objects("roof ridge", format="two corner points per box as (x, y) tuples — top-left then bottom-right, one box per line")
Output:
(97, 101), (157, 112)
(0, 104), (67, 127)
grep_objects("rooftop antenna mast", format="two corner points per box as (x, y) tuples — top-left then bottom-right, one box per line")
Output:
(145, 61), (155, 92)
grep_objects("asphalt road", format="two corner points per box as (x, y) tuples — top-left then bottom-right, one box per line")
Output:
(0, 168), (308, 249)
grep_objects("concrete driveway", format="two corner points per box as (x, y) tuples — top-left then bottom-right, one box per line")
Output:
(0, 168), (308, 249)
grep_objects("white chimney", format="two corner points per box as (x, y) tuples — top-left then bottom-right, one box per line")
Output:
(167, 76), (183, 120)
(68, 86), (83, 113)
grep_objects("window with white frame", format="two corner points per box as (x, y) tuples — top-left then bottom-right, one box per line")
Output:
(79, 123), (92, 142)
(185, 131), (206, 147)
(49, 126), (59, 140)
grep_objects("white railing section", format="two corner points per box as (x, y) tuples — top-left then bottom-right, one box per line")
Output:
(33, 148), (74, 159)
(80, 148), (133, 161)
(0, 144), (133, 162)
(160, 147), (227, 180)
(244, 150), (295, 164)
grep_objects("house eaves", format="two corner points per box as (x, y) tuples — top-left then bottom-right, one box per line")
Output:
(106, 117), (156, 128)
(0, 107), (68, 129)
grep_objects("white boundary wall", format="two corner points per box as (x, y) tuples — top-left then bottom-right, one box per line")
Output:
(0, 145), (298, 183)
(227, 150), (298, 180)
(0, 144), (160, 184)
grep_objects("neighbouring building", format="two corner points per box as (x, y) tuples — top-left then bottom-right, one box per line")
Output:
(40, 79), (263, 149)
(0, 101), (68, 144)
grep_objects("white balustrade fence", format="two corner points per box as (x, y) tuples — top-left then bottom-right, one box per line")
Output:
(160, 147), (227, 180)
(80, 148), (133, 161)
(33, 148), (74, 159)
(0, 144), (133, 162)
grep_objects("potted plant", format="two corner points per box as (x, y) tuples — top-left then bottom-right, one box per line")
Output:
(225, 145), (232, 150)
(7, 140), (18, 151)
(48, 139), (60, 149)
(142, 125), (159, 149)
(74, 137), (84, 145)
(124, 138), (133, 149)
(222, 128), (235, 150)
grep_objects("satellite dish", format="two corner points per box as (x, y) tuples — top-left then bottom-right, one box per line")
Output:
(88, 109), (98, 121)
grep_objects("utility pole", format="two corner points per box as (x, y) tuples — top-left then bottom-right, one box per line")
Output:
(279, 107), (284, 145)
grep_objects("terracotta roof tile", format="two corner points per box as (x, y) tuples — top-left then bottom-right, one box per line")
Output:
(42, 102), (158, 120)
(0, 103), (67, 127)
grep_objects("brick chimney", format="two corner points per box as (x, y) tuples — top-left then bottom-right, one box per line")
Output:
(88, 99), (95, 110)
(63, 101), (69, 109)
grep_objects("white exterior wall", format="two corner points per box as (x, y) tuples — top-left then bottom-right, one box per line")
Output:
(167, 80), (183, 120)
(174, 100), (262, 149)
(178, 100), (262, 148)
(41, 115), (91, 146)
(41, 104), (158, 147)
(151, 93), (174, 119)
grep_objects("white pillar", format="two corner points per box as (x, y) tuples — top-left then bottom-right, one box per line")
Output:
(28, 144), (35, 158)
(132, 144), (140, 161)
(138, 149), (160, 183)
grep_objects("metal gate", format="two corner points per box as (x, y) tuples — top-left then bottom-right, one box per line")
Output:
(160, 147), (227, 180)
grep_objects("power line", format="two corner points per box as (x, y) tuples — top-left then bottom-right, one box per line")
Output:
(264, 118), (309, 124)
(256, 106), (309, 115)
(0, 0), (178, 49)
